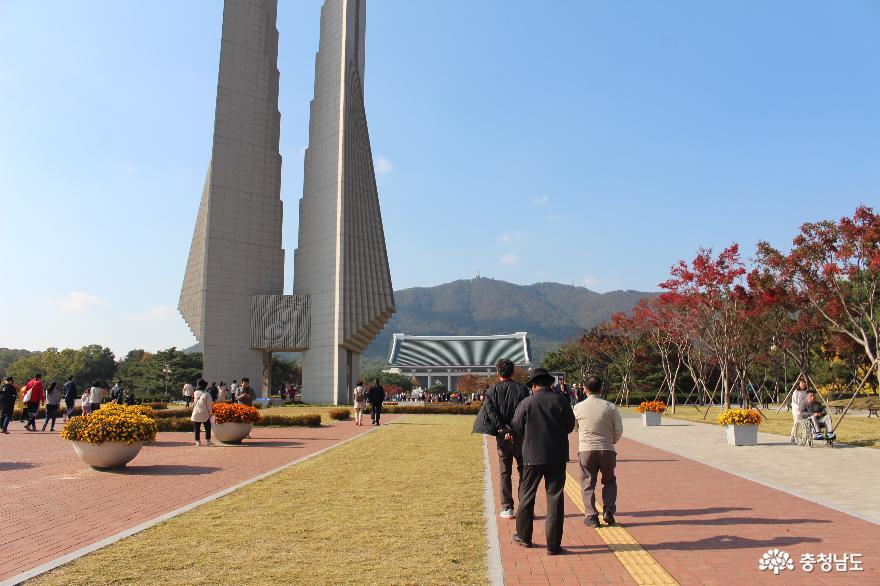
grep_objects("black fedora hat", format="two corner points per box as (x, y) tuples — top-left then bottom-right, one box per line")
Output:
(526, 367), (555, 388)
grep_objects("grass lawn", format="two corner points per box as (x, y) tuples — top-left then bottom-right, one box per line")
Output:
(33, 415), (487, 586)
(641, 405), (880, 448)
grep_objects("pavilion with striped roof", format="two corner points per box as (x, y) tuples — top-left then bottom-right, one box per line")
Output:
(386, 332), (532, 390)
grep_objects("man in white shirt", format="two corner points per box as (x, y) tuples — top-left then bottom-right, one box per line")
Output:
(790, 378), (809, 443)
(182, 381), (195, 408)
(573, 376), (623, 528)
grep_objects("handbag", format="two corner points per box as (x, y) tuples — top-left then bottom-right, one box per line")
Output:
(23, 385), (33, 403)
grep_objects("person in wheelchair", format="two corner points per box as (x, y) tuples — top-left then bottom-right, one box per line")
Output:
(802, 391), (835, 441)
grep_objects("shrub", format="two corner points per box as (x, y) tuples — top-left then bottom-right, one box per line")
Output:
(154, 417), (194, 432)
(637, 401), (667, 414)
(329, 407), (351, 421)
(716, 408), (762, 426)
(138, 393), (173, 404)
(153, 408), (193, 419)
(143, 402), (168, 410)
(255, 413), (322, 427)
(61, 403), (158, 445)
(213, 402), (261, 424)
(372, 404), (480, 415)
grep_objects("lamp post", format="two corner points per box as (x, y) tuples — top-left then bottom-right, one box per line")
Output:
(162, 363), (172, 397)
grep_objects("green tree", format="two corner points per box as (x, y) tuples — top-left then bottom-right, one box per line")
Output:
(271, 356), (301, 392)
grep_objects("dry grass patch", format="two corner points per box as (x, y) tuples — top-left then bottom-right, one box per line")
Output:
(640, 406), (880, 448)
(32, 415), (487, 586)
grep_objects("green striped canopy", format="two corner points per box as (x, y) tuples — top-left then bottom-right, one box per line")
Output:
(388, 333), (532, 368)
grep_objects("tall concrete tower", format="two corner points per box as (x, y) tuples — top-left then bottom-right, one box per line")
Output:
(179, 0), (284, 392)
(294, 0), (395, 404)
(179, 0), (393, 403)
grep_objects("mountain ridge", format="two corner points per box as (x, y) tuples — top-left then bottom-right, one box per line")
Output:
(363, 278), (655, 361)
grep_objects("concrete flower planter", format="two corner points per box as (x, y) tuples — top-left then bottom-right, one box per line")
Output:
(725, 424), (758, 446)
(642, 412), (662, 426)
(213, 422), (253, 444)
(72, 440), (143, 469)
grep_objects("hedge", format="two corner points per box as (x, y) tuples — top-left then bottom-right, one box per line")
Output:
(370, 404), (480, 415)
(328, 407), (351, 421)
(153, 413), (322, 431)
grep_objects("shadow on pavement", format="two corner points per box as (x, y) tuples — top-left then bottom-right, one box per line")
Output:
(115, 464), (223, 476)
(627, 507), (751, 517)
(0, 462), (37, 471)
(625, 516), (830, 528)
(647, 534), (822, 551)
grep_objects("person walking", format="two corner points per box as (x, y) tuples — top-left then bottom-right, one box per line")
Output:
(88, 381), (104, 412)
(110, 380), (124, 403)
(1, 376), (17, 434)
(42, 381), (62, 432)
(353, 380), (367, 425)
(367, 379), (385, 425)
(191, 379), (214, 446)
(22, 373), (45, 431)
(62, 376), (77, 420)
(217, 381), (229, 403)
(182, 381), (195, 408)
(472, 358), (530, 520)
(236, 378), (255, 406)
(574, 375), (623, 527)
(790, 378), (809, 444)
(209, 382), (219, 402)
(81, 387), (92, 415)
(510, 367), (576, 555)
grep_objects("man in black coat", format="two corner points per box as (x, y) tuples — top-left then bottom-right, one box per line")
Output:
(510, 367), (576, 555)
(472, 358), (530, 519)
(367, 379), (385, 425)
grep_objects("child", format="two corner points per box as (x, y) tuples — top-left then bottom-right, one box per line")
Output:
(81, 389), (92, 415)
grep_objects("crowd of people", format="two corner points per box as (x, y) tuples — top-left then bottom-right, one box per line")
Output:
(473, 358), (623, 555)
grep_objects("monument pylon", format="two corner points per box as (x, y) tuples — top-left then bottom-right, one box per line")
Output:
(179, 0), (394, 404)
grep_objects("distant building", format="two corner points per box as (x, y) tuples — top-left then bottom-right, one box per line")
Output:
(387, 332), (532, 390)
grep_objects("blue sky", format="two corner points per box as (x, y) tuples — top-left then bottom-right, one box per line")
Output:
(1, 0), (878, 355)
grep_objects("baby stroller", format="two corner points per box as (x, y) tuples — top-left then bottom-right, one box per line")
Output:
(794, 415), (835, 448)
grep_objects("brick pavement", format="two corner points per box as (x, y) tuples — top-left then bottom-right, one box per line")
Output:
(488, 437), (635, 585)
(490, 431), (880, 584)
(0, 417), (396, 582)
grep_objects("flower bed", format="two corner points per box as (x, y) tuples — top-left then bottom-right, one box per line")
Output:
(213, 402), (261, 424)
(328, 407), (351, 421)
(637, 401), (667, 414)
(61, 403), (158, 445)
(716, 408), (762, 426)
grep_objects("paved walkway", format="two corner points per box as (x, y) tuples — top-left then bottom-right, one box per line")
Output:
(0, 418), (396, 583)
(490, 420), (880, 584)
(622, 413), (880, 524)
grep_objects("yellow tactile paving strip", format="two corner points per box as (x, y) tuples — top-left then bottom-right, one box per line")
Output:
(565, 472), (679, 585)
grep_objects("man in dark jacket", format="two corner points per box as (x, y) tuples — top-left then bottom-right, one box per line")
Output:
(1, 376), (17, 434)
(510, 367), (576, 555)
(63, 375), (78, 420)
(472, 358), (530, 519)
(367, 379), (385, 425)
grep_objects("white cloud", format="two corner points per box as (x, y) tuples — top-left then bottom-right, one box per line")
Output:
(60, 291), (105, 313)
(495, 232), (522, 244)
(150, 305), (175, 319)
(501, 253), (519, 266)
(375, 156), (393, 174)
(125, 305), (176, 322)
(121, 162), (136, 174)
(532, 195), (550, 207)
